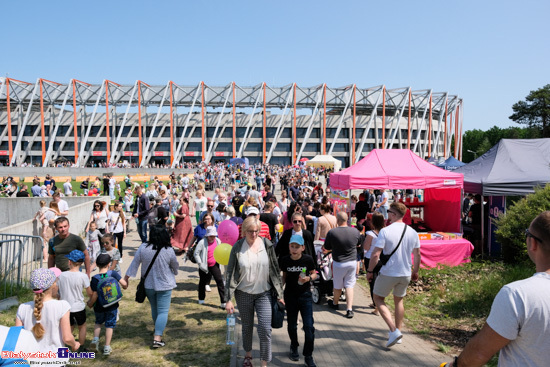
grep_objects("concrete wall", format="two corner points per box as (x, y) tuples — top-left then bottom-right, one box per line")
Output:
(0, 199), (98, 239)
(0, 196), (111, 228)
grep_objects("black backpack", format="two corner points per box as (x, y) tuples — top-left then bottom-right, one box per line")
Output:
(147, 206), (159, 226)
(186, 241), (199, 263)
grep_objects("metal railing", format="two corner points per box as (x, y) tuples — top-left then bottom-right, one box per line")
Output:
(0, 234), (44, 299)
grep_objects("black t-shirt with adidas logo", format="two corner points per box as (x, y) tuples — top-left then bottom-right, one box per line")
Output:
(279, 254), (316, 298)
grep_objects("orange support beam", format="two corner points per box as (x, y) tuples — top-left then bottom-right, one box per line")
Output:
(232, 82), (236, 158)
(293, 84), (297, 164)
(104, 81), (111, 164)
(443, 98), (448, 159)
(6, 79), (13, 164)
(72, 80), (79, 162)
(428, 94), (432, 158)
(169, 81), (174, 165)
(407, 89), (412, 150)
(352, 85), (356, 164)
(138, 81), (143, 165)
(454, 104), (460, 158)
(382, 86), (386, 149)
(322, 84), (326, 155)
(201, 82), (205, 161)
(39, 80), (46, 164)
(262, 83), (267, 163)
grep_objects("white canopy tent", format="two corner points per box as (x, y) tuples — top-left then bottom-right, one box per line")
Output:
(305, 155), (342, 172)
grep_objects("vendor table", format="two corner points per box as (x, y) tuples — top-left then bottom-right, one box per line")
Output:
(419, 238), (474, 268)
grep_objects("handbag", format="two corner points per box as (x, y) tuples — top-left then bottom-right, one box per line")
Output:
(271, 289), (286, 329)
(379, 224), (408, 266)
(135, 246), (162, 303)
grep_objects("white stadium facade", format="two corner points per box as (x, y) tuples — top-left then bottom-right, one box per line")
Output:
(0, 77), (463, 168)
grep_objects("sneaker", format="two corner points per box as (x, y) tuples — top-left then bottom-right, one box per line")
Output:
(346, 310), (354, 319)
(386, 328), (403, 348)
(304, 355), (317, 367)
(77, 346), (89, 353)
(103, 345), (112, 356)
(205, 285), (211, 292)
(289, 345), (299, 361)
(397, 339), (402, 344)
(327, 300), (339, 310)
(152, 340), (166, 348)
(90, 337), (99, 352)
(198, 300), (205, 305)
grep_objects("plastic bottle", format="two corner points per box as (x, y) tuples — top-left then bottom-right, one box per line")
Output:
(298, 268), (307, 285)
(226, 313), (236, 345)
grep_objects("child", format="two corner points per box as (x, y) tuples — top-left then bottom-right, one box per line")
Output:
(101, 234), (121, 271)
(88, 254), (127, 356)
(15, 268), (79, 364)
(278, 235), (317, 367)
(33, 200), (55, 260)
(86, 222), (102, 270)
(57, 250), (92, 351)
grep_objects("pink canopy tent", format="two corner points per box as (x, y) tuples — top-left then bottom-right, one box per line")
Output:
(330, 149), (464, 233)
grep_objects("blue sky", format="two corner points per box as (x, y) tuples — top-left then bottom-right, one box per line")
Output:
(2, 0), (549, 132)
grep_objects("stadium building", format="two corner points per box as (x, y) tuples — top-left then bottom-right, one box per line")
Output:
(0, 78), (463, 167)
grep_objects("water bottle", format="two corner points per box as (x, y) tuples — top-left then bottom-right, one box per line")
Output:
(226, 313), (236, 345)
(298, 268), (307, 285)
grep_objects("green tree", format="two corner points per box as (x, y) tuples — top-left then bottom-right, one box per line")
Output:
(510, 84), (550, 137)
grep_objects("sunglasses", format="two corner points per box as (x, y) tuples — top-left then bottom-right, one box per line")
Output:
(525, 228), (542, 243)
(293, 220), (302, 224)
(207, 205), (214, 208)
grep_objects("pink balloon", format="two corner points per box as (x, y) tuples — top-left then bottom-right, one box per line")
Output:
(218, 220), (239, 246)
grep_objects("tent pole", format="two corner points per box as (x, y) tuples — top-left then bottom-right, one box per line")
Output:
(481, 194), (485, 259)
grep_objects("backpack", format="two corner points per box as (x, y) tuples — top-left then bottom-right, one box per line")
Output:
(186, 241), (199, 264)
(94, 271), (123, 308)
(148, 206), (159, 225)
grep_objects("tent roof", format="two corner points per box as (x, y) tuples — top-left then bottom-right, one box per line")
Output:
(454, 138), (550, 196)
(436, 156), (466, 170)
(330, 149), (463, 190)
(305, 155), (342, 171)
(308, 155), (340, 163)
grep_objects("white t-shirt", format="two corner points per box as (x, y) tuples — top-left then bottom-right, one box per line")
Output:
(486, 272), (550, 367)
(16, 299), (71, 362)
(365, 230), (378, 258)
(194, 197), (207, 212)
(237, 239), (270, 295)
(57, 200), (69, 214)
(109, 178), (116, 188)
(0, 325), (40, 363)
(107, 212), (124, 233)
(273, 206), (282, 218)
(63, 182), (72, 196)
(57, 271), (90, 312)
(374, 222), (420, 277)
(379, 191), (390, 208)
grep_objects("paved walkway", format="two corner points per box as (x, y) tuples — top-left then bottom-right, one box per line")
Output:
(112, 185), (446, 367)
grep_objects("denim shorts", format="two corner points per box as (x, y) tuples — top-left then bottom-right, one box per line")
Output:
(94, 309), (118, 328)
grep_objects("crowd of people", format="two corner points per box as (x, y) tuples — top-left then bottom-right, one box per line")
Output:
(2, 161), (549, 367)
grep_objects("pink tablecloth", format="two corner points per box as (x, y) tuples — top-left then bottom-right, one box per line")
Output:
(418, 238), (474, 268)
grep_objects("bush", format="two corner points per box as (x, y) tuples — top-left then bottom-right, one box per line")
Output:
(495, 184), (550, 263)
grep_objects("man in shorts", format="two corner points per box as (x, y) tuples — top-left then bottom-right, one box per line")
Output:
(323, 212), (361, 319)
(367, 202), (420, 347)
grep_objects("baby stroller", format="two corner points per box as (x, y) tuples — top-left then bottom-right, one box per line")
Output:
(310, 243), (346, 304)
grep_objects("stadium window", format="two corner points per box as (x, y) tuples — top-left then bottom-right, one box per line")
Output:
(332, 143), (349, 152)
(221, 129), (232, 138)
(162, 128), (170, 137)
(192, 128), (202, 138)
(296, 128), (307, 138)
(245, 143), (262, 152)
(266, 127), (278, 137)
(94, 142), (107, 150)
(270, 156), (291, 166)
(156, 142), (170, 151)
(63, 142), (74, 151)
(236, 127), (247, 138)
(24, 125), (37, 135)
(274, 143), (291, 152)
(32, 142), (42, 150)
(304, 143), (319, 152)
(186, 142), (202, 151)
(250, 127), (263, 139)
(310, 128), (320, 139)
(280, 128), (291, 138)
(356, 128), (365, 138)
(216, 142), (232, 151)
(326, 128), (337, 138)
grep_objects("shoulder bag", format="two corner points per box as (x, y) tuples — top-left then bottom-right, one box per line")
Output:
(135, 246), (162, 303)
(379, 224), (408, 266)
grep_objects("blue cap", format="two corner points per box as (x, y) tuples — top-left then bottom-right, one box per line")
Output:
(289, 234), (304, 246)
(65, 249), (85, 263)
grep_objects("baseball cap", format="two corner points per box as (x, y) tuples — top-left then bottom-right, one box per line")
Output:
(49, 267), (62, 278)
(205, 226), (218, 237)
(289, 234), (305, 246)
(245, 206), (260, 216)
(95, 253), (112, 266)
(65, 249), (85, 263)
(30, 268), (57, 294)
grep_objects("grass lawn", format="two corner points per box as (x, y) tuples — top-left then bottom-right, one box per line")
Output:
(358, 260), (534, 365)
(0, 279), (230, 367)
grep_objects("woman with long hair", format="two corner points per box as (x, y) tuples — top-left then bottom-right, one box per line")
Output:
(86, 200), (110, 235)
(16, 268), (79, 361)
(282, 201), (303, 231)
(171, 197), (193, 252)
(363, 212), (386, 315)
(106, 201), (126, 258)
(124, 225), (179, 348)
